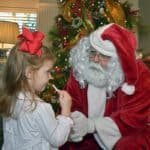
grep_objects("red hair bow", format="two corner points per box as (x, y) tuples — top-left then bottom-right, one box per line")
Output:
(18, 27), (44, 57)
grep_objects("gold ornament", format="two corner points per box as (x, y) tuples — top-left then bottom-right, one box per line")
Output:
(62, 0), (76, 22)
(65, 29), (87, 50)
(105, 0), (126, 27)
(82, 8), (95, 32)
(99, 8), (105, 15)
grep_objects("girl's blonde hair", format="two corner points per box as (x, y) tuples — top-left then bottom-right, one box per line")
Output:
(0, 42), (55, 117)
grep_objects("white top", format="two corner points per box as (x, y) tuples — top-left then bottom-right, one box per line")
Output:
(2, 92), (73, 150)
(88, 84), (121, 150)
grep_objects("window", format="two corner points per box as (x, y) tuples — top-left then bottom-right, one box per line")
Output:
(0, 11), (37, 32)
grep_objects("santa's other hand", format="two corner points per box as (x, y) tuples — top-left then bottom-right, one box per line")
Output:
(68, 131), (83, 142)
(71, 111), (95, 137)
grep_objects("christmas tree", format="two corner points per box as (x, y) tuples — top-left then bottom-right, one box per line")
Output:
(143, 53), (150, 68)
(40, 0), (139, 107)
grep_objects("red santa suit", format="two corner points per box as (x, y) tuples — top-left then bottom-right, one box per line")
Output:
(60, 24), (150, 150)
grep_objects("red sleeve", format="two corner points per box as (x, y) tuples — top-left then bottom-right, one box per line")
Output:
(64, 70), (88, 116)
(105, 62), (150, 136)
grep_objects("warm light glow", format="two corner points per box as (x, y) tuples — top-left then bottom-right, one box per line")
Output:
(1, 44), (14, 49)
(0, 21), (19, 48)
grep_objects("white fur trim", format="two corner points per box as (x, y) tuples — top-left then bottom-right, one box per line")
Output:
(88, 85), (106, 117)
(94, 117), (121, 150)
(90, 23), (118, 58)
(121, 83), (135, 95)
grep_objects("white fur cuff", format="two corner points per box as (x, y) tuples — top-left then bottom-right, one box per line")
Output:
(121, 83), (135, 95)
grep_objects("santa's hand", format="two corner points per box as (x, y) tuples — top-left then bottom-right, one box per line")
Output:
(70, 111), (95, 138)
(68, 131), (83, 142)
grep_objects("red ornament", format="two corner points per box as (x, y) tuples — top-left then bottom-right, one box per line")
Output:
(63, 40), (69, 48)
(71, 0), (82, 17)
(55, 66), (62, 73)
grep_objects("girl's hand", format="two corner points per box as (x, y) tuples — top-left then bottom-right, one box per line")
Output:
(52, 84), (72, 117)
(58, 90), (72, 117)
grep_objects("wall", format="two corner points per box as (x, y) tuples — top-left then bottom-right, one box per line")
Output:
(120, 0), (139, 46)
(37, 1), (58, 46)
(0, 0), (38, 11)
(139, 0), (150, 54)
(121, 0), (150, 54)
(0, 0), (58, 46)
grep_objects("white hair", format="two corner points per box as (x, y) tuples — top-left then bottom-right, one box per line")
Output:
(69, 36), (125, 98)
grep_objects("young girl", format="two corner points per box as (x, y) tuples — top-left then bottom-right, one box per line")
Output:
(0, 27), (73, 150)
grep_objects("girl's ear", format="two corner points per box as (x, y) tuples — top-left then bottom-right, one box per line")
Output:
(25, 66), (33, 79)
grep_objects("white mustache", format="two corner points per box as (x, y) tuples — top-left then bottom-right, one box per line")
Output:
(88, 62), (106, 73)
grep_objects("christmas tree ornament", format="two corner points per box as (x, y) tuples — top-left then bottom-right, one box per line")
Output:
(58, 53), (61, 57)
(71, 0), (82, 17)
(66, 29), (87, 49)
(82, 8), (95, 32)
(72, 17), (83, 28)
(99, 7), (105, 15)
(105, 0), (126, 27)
(136, 49), (143, 59)
(55, 66), (62, 73)
(62, 0), (76, 22)
(57, 0), (66, 5)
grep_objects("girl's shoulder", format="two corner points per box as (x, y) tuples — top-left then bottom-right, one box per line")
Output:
(33, 99), (56, 120)
(36, 99), (52, 110)
(17, 92), (53, 113)
(36, 98), (53, 113)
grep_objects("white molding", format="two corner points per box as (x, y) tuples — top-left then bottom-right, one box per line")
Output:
(0, 6), (37, 13)
(0, 0), (38, 8)
(39, 2), (57, 7)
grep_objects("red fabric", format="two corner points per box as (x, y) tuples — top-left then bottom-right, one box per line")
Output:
(60, 61), (150, 150)
(18, 27), (44, 57)
(60, 71), (101, 150)
(114, 129), (150, 150)
(101, 24), (138, 86)
(60, 135), (101, 150)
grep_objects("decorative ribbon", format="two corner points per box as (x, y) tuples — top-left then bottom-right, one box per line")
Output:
(18, 27), (44, 57)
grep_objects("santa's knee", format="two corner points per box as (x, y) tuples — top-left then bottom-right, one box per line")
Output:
(114, 136), (147, 150)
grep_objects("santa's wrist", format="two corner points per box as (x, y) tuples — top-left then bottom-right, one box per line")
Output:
(88, 118), (96, 133)
(61, 109), (71, 117)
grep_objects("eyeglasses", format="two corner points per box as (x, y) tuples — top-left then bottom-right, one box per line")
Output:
(89, 50), (111, 61)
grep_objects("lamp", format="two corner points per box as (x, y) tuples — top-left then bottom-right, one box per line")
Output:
(0, 21), (19, 49)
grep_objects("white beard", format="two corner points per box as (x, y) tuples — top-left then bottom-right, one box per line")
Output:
(70, 37), (124, 97)
(84, 58), (124, 97)
(84, 62), (108, 87)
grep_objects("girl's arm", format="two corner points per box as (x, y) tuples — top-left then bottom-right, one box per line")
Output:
(34, 102), (73, 147)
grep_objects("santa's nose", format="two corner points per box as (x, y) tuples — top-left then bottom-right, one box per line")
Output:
(93, 54), (100, 63)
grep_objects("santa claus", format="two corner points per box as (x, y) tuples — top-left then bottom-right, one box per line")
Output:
(60, 23), (150, 150)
